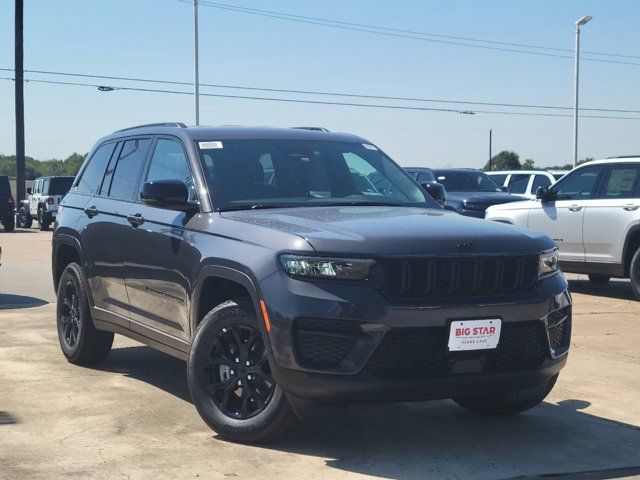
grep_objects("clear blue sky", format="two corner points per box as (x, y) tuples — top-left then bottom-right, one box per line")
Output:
(1, 0), (639, 168)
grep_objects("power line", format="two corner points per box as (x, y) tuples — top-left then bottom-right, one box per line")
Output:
(3, 67), (640, 115)
(3, 76), (640, 120)
(183, 0), (640, 67)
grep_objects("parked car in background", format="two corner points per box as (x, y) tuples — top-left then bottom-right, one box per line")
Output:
(0, 175), (15, 232)
(17, 176), (75, 230)
(487, 170), (557, 199)
(486, 157), (640, 298)
(431, 168), (525, 217)
(404, 167), (446, 205)
(52, 123), (570, 443)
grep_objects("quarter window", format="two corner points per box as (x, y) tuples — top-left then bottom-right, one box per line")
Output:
(145, 139), (196, 202)
(489, 174), (508, 186)
(76, 142), (117, 195)
(106, 139), (151, 200)
(551, 165), (603, 200)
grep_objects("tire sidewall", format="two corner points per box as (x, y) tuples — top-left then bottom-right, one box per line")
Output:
(187, 300), (285, 436)
(630, 248), (640, 299)
(56, 263), (91, 361)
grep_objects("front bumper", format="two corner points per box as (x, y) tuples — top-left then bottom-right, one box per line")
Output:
(261, 270), (571, 403)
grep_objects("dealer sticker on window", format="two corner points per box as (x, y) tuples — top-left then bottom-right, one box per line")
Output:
(448, 319), (501, 351)
(199, 141), (223, 149)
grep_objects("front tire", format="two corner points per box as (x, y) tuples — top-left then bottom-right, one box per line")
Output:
(56, 262), (113, 365)
(454, 374), (558, 415)
(588, 274), (610, 285)
(187, 298), (299, 443)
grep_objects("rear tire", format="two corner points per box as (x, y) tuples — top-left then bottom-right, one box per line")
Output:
(3, 214), (15, 232)
(588, 274), (610, 285)
(56, 262), (113, 365)
(629, 248), (640, 300)
(187, 298), (299, 443)
(454, 374), (558, 415)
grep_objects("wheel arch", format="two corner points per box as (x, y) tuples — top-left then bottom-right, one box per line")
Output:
(190, 264), (266, 341)
(622, 225), (640, 276)
(52, 234), (83, 293)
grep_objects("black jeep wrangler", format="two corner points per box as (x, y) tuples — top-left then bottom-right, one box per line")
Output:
(0, 175), (15, 232)
(52, 124), (571, 443)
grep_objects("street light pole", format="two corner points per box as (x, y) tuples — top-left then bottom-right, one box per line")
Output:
(15, 0), (25, 205)
(573, 15), (592, 168)
(193, 0), (200, 126)
(489, 129), (493, 171)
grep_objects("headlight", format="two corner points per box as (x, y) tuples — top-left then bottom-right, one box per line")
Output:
(280, 255), (375, 280)
(539, 249), (559, 278)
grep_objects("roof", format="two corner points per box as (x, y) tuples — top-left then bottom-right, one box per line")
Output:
(404, 167), (433, 171)
(486, 170), (555, 176)
(99, 124), (367, 145)
(579, 157), (640, 166)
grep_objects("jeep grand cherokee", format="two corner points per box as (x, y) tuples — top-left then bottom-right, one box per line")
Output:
(52, 123), (571, 443)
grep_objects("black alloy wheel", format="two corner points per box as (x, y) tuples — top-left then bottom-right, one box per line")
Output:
(58, 279), (81, 348)
(203, 324), (276, 420)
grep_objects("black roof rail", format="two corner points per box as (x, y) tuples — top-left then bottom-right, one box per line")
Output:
(605, 155), (640, 159)
(114, 122), (187, 133)
(291, 127), (330, 132)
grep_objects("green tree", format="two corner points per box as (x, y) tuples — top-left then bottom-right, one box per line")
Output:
(522, 158), (535, 169)
(484, 150), (521, 171)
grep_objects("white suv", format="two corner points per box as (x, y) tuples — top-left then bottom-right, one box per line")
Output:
(486, 157), (640, 298)
(16, 176), (74, 230)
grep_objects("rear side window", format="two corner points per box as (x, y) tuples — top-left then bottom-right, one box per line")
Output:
(507, 174), (530, 194)
(42, 178), (50, 194)
(601, 164), (640, 199)
(532, 174), (552, 192)
(106, 139), (152, 201)
(76, 143), (117, 195)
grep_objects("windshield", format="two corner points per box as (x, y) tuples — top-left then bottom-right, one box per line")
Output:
(48, 177), (74, 195)
(197, 139), (435, 210)
(432, 170), (500, 193)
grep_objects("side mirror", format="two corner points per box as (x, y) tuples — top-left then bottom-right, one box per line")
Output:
(536, 186), (550, 201)
(27, 187), (32, 195)
(140, 180), (196, 212)
(501, 186), (508, 193)
(421, 182), (447, 206)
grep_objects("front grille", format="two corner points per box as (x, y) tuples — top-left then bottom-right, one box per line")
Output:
(547, 306), (571, 351)
(292, 318), (363, 369)
(365, 322), (548, 380)
(377, 255), (539, 299)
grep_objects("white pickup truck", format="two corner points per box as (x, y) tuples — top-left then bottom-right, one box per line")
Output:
(16, 176), (74, 230)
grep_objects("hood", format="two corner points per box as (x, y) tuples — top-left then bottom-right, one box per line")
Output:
(446, 191), (526, 207)
(221, 206), (554, 256)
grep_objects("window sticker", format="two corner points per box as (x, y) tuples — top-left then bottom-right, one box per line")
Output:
(362, 143), (378, 150)
(199, 141), (223, 149)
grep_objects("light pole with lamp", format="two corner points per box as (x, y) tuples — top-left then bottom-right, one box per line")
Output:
(573, 15), (592, 168)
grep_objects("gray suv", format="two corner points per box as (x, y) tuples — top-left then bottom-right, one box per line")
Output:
(52, 123), (571, 443)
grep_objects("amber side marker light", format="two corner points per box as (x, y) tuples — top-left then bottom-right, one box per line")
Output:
(259, 300), (271, 332)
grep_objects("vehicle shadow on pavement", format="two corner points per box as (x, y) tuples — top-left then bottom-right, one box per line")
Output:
(101, 345), (640, 480)
(0, 294), (48, 309)
(96, 346), (190, 402)
(568, 279), (635, 301)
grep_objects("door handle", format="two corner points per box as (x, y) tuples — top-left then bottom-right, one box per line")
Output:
(623, 204), (639, 211)
(568, 205), (583, 212)
(84, 205), (98, 218)
(127, 213), (145, 227)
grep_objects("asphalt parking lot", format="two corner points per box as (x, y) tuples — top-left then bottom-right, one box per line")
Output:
(1, 230), (639, 480)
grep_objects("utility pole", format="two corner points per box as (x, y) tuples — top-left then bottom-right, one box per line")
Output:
(573, 16), (592, 168)
(488, 129), (493, 171)
(193, 0), (200, 125)
(15, 0), (25, 203)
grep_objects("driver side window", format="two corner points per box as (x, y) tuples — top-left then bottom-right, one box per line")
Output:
(551, 165), (603, 200)
(145, 139), (197, 203)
